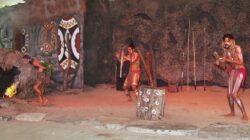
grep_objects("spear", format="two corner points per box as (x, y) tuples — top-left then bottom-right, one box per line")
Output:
(203, 27), (206, 91)
(181, 52), (185, 91)
(119, 47), (124, 78)
(187, 19), (190, 90)
(192, 31), (196, 90)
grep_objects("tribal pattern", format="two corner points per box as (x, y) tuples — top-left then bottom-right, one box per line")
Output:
(57, 16), (80, 70)
(21, 28), (30, 53)
(40, 22), (56, 54)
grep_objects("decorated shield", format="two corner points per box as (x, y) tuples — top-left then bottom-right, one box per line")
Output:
(57, 16), (80, 70)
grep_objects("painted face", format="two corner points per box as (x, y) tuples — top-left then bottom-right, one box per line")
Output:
(223, 37), (233, 49)
(127, 47), (133, 54)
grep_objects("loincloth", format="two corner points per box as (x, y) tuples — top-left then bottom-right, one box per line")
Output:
(123, 71), (140, 87)
(227, 67), (246, 82)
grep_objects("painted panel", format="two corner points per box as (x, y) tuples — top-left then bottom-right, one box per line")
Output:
(57, 16), (80, 70)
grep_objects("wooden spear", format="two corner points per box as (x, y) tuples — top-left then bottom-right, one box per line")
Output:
(192, 31), (196, 90)
(203, 27), (206, 91)
(119, 47), (124, 78)
(187, 19), (190, 90)
(136, 46), (154, 87)
(63, 33), (71, 90)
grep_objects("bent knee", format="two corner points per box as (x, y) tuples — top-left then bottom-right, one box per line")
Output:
(232, 94), (238, 100)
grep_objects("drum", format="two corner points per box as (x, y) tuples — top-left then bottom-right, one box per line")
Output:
(136, 86), (165, 120)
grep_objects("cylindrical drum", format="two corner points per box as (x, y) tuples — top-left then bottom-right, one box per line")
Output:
(136, 86), (165, 120)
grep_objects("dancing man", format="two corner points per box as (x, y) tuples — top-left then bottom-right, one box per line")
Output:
(214, 34), (248, 120)
(22, 54), (48, 106)
(115, 43), (141, 101)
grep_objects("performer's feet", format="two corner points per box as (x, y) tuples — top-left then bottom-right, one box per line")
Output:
(224, 112), (235, 117)
(242, 114), (249, 120)
(36, 97), (43, 105)
(42, 98), (48, 106)
(34, 97), (48, 106)
(31, 99), (42, 106)
(127, 97), (132, 102)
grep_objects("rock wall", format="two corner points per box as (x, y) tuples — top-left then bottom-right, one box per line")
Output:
(1, 0), (250, 88)
(84, 0), (250, 87)
(0, 0), (86, 96)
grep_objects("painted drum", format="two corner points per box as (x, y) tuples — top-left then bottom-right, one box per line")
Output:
(136, 86), (165, 120)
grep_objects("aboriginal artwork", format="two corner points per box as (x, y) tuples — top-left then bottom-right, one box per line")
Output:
(0, 24), (12, 49)
(21, 28), (30, 53)
(57, 16), (80, 70)
(40, 22), (56, 54)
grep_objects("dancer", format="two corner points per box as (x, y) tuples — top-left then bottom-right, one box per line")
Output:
(214, 34), (248, 120)
(115, 43), (141, 101)
(22, 54), (48, 106)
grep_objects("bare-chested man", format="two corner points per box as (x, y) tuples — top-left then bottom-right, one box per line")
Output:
(115, 43), (140, 101)
(214, 34), (248, 120)
(22, 54), (48, 106)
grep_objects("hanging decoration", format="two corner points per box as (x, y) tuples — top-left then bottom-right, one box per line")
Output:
(21, 28), (29, 53)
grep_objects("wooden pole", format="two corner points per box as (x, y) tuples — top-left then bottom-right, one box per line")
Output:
(146, 50), (154, 87)
(136, 46), (154, 87)
(180, 52), (185, 91)
(187, 19), (190, 90)
(119, 48), (124, 78)
(192, 31), (196, 90)
(203, 27), (206, 91)
(150, 46), (157, 87)
(63, 34), (71, 90)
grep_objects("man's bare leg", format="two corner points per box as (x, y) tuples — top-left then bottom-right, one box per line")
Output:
(232, 73), (248, 120)
(33, 81), (43, 105)
(225, 70), (235, 117)
(129, 85), (137, 102)
(224, 95), (235, 117)
(33, 80), (48, 106)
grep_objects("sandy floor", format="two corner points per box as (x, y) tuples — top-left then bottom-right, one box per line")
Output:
(1, 84), (250, 128)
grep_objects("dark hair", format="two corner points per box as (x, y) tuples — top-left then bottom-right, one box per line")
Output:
(128, 42), (135, 49)
(22, 54), (33, 64)
(223, 34), (234, 41)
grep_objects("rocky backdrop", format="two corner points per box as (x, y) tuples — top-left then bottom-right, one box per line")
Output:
(84, 0), (250, 87)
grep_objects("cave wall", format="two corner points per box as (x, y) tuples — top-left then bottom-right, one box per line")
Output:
(84, 0), (250, 87)
(84, 0), (114, 86)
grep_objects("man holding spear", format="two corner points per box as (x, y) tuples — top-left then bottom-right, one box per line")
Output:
(115, 43), (141, 101)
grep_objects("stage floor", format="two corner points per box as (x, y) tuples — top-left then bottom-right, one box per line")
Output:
(0, 85), (249, 139)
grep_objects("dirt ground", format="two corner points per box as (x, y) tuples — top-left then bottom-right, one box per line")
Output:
(0, 84), (249, 139)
